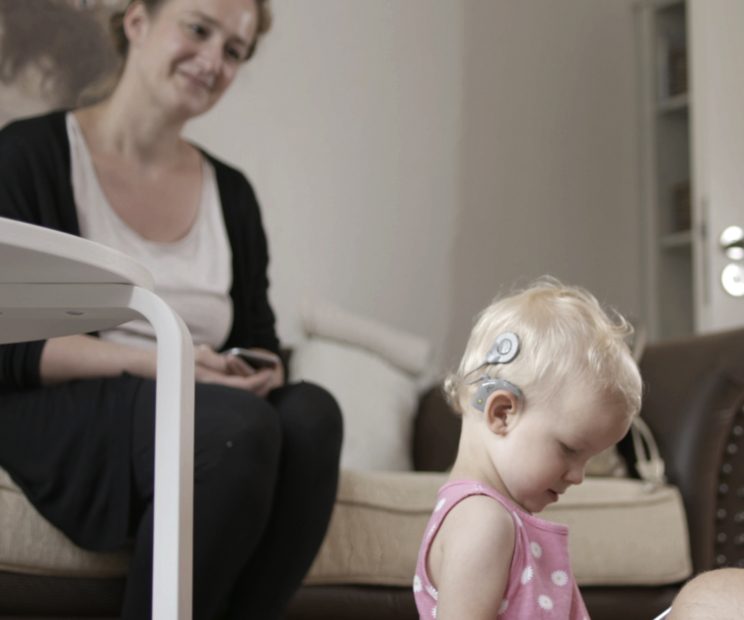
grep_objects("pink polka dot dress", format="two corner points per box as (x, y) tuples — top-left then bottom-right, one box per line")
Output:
(413, 480), (589, 619)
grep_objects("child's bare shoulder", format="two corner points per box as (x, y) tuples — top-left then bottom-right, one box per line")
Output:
(430, 493), (516, 618)
(439, 493), (516, 551)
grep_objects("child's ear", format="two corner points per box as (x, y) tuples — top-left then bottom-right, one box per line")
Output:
(484, 390), (520, 435)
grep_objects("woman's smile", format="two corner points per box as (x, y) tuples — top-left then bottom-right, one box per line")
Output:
(176, 65), (216, 92)
(128, 0), (259, 118)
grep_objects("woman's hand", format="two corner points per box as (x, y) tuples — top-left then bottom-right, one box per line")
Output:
(194, 344), (284, 398)
(41, 337), (284, 398)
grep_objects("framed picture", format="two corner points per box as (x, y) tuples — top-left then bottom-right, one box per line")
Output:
(0, 0), (126, 128)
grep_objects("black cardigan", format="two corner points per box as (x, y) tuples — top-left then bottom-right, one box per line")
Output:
(0, 110), (280, 392)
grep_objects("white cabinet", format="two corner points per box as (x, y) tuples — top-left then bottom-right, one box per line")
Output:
(637, 0), (744, 341)
(637, 0), (693, 342)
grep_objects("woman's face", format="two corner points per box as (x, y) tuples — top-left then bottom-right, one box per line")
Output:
(126, 0), (259, 119)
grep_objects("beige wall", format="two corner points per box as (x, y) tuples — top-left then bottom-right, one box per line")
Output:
(186, 0), (463, 367)
(446, 0), (642, 366)
(187, 0), (642, 371)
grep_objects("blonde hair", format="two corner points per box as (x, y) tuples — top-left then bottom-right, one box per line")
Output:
(444, 278), (642, 418)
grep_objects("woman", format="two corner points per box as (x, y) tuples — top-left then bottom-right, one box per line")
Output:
(0, 1), (343, 618)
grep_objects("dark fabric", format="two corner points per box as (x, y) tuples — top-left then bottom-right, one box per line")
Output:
(412, 385), (461, 472)
(0, 376), (342, 619)
(0, 577), (679, 620)
(122, 379), (342, 620)
(285, 586), (419, 620)
(0, 570), (124, 616)
(0, 340), (46, 394)
(0, 375), (140, 550)
(0, 110), (279, 393)
(223, 382), (343, 619)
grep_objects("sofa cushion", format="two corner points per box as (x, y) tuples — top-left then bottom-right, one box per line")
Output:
(0, 464), (692, 588)
(305, 470), (692, 588)
(292, 338), (422, 471)
(0, 467), (130, 578)
(293, 298), (434, 472)
(299, 297), (433, 377)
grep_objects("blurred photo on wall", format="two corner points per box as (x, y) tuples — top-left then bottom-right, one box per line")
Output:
(0, 0), (126, 128)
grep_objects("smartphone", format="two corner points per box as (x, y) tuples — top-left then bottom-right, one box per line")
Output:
(224, 347), (279, 369)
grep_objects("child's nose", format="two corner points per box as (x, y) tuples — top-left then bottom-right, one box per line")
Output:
(564, 463), (585, 485)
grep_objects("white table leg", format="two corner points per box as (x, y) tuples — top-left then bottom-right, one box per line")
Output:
(0, 282), (195, 620)
(128, 287), (195, 620)
(0, 218), (194, 620)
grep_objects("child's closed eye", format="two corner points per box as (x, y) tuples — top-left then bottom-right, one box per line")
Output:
(560, 442), (578, 455)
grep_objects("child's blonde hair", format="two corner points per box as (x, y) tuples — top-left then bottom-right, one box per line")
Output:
(444, 279), (642, 418)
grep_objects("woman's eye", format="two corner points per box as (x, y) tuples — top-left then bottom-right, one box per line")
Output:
(560, 443), (577, 455)
(188, 23), (208, 37)
(225, 46), (242, 62)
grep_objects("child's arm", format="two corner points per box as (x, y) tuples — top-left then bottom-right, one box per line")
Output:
(429, 495), (516, 619)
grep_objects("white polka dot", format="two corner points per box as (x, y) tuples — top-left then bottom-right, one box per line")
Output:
(434, 498), (446, 512)
(498, 599), (509, 615)
(521, 566), (534, 584)
(432, 604), (437, 618)
(538, 595), (554, 610)
(513, 513), (523, 527)
(428, 525), (437, 539)
(530, 541), (543, 558)
(413, 575), (422, 592)
(426, 584), (439, 601)
(551, 570), (569, 586)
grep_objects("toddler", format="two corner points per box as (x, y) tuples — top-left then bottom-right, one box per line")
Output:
(413, 280), (642, 619)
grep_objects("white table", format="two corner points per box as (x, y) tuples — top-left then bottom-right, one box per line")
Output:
(0, 217), (195, 620)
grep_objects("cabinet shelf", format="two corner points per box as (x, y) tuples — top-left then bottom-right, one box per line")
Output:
(638, 0), (694, 341)
(660, 229), (692, 250)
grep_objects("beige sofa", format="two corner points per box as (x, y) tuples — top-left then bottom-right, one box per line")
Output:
(3, 324), (744, 619)
(0, 427), (691, 620)
(304, 470), (690, 590)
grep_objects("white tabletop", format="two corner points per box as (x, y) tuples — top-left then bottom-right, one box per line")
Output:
(0, 217), (156, 343)
(0, 217), (154, 289)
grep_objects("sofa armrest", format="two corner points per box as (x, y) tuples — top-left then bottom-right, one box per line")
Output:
(623, 327), (744, 573)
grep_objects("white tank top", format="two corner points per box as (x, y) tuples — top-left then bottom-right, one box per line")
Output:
(67, 112), (233, 350)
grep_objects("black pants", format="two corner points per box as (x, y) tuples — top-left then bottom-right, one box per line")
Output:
(123, 380), (343, 620)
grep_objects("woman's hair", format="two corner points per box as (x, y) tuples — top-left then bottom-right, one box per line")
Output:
(110, 0), (272, 62)
(444, 278), (642, 419)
